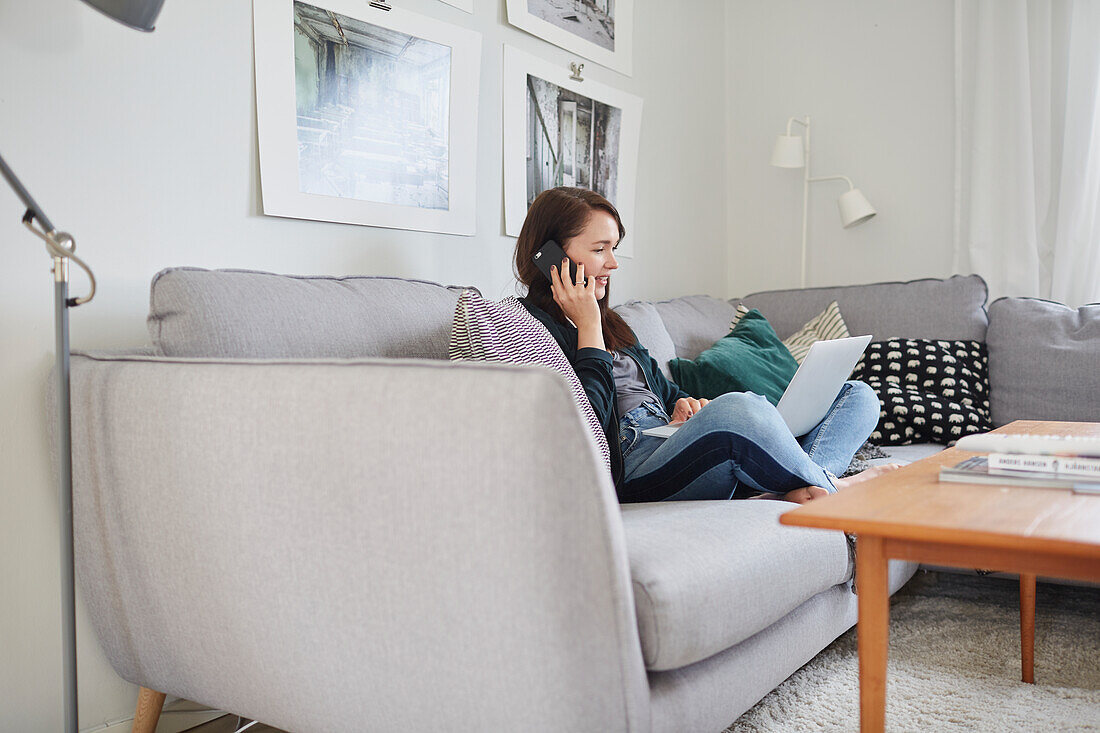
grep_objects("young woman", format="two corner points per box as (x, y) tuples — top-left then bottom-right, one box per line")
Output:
(515, 186), (888, 503)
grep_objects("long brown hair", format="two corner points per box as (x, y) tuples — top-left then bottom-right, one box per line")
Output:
(514, 187), (636, 351)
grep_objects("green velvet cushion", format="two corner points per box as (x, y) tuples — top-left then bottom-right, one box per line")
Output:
(668, 309), (799, 403)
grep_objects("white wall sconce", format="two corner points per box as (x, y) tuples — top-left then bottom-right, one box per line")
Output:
(772, 116), (876, 287)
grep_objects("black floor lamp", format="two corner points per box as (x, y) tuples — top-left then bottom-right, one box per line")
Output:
(2, 2), (165, 731)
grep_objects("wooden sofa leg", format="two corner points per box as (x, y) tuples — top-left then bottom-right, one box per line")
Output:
(133, 686), (166, 733)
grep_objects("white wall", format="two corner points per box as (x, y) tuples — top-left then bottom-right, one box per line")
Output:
(725, 0), (956, 297)
(0, 0), (727, 729)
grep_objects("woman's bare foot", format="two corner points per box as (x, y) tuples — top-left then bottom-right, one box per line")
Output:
(832, 463), (904, 490)
(744, 486), (828, 503)
(750, 464), (904, 504)
(780, 485), (830, 504)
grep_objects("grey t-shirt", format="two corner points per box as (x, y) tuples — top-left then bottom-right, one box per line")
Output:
(612, 350), (664, 418)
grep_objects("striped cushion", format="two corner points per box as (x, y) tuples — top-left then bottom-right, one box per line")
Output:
(730, 300), (850, 364)
(449, 291), (611, 474)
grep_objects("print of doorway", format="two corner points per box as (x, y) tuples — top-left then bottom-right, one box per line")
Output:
(558, 100), (594, 188)
(527, 83), (594, 200)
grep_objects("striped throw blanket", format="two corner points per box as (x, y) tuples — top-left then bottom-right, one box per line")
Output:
(449, 291), (611, 475)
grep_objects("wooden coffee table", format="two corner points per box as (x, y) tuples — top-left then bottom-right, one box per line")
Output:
(781, 420), (1100, 733)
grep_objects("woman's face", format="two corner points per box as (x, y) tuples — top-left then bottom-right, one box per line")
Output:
(562, 210), (620, 301)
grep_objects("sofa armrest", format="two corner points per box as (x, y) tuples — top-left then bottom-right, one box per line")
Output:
(70, 354), (649, 733)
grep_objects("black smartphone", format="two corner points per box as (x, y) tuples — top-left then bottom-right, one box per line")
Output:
(533, 240), (587, 285)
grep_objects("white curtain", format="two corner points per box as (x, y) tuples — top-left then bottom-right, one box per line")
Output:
(955, 0), (1100, 307)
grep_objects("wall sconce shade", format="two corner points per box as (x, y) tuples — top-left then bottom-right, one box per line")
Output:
(838, 188), (876, 228)
(771, 135), (805, 168)
(79, 0), (165, 31)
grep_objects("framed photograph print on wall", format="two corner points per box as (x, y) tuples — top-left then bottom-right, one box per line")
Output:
(503, 45), (642, 257)
(254, 0), (482, 235)
(505, 0), (633, 76)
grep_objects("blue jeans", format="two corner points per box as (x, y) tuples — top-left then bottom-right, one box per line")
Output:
(618, 382), (879, 503)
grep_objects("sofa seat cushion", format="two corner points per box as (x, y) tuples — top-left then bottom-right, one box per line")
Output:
(986, 297), (1100, 426)
(873, 442), (943, 465)
(148, 267), (474, 359)
(620, 500), (851, 671)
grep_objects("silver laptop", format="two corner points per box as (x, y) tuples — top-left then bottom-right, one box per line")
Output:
(643, 334), (872, 438)
(775, 334), (872, 435)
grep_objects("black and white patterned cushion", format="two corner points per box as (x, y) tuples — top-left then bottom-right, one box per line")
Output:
(851, 339), (993, 445)
(449, 291), (611, 473)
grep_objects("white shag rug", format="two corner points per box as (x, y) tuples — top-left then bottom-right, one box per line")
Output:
(727, 572), (1100, 732)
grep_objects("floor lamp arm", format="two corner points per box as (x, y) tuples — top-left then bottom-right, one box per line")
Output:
(3, 151), (96, 306)
(807, 174), (856, 189)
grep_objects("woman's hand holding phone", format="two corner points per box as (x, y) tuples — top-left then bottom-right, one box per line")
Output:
(550, 257), (605, 351)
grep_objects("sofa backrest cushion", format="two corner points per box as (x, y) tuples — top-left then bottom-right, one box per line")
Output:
(649, 295), (737, 360)
(735, 275), (990, 342)
(149, 267), (474, 359)
(986, 297), (1100, 426)
(613, 300), (677, 379)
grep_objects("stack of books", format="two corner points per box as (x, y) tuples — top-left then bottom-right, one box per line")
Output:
(940, 437), (1100, 494)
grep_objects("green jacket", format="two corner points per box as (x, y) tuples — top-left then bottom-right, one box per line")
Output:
(520, 297), (692, 493)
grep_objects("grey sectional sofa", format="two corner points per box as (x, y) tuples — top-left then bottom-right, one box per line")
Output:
(67, 269), (1100, 732)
